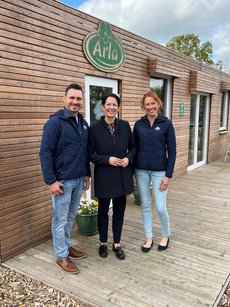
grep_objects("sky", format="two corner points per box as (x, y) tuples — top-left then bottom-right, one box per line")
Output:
(58, 0), (230, 63)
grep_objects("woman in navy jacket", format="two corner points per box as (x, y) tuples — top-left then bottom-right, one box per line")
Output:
(133, 91), (176, 253)
(88, 93), (136, 260)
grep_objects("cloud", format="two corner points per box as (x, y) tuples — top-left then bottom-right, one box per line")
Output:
(212, 24), (230, 59)
(78, 0), (230, 61)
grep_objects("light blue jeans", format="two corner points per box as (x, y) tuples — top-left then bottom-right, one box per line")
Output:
(51, 177), (85, 259)
(135, 169), (171, 240)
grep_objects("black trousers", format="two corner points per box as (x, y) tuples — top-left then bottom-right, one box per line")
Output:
(98, 196), (126, 244)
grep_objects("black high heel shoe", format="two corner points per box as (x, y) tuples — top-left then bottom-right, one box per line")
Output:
(158, 238), (169, 251)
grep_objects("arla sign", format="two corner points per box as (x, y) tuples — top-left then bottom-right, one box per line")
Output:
(83, 21), (125, 72)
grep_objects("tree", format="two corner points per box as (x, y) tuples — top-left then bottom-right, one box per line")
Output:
(166, 33), (214, 65)
(213, 60), (224, 71)
(214, 59), (230, 73)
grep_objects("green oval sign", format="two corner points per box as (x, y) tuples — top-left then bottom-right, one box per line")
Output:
(83, 22), (125, 72)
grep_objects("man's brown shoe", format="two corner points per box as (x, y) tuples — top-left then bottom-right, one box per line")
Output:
(68, 246), (87, 259)
(56, 257), (79, 274)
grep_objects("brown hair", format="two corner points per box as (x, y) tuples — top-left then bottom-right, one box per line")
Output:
(65, 83), (83, 95)
(140, 91), (163, 113)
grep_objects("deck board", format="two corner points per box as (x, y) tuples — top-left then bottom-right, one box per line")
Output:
(3, 160), (230, 307)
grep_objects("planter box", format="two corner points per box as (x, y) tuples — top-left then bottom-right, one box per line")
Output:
(133, 186), (153, 205)
(75, 213), (98, 235)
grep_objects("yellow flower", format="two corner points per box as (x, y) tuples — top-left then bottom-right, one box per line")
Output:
(77, 197), (98, 215)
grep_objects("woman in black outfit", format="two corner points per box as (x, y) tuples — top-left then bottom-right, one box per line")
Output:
(88, 93), (136, 260)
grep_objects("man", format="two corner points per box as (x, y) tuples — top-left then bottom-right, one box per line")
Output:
(40, 83), (90, 274)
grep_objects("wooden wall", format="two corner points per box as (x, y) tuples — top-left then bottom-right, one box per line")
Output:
(1, 0), (230, 261)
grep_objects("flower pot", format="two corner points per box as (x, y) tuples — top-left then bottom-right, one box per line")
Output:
(75, 213), (98, 235)
(133, 186), (153, 205)
(133, 186), (141, 205)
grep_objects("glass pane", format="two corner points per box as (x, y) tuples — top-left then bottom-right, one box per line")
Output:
(197, 95), (206, 162)
(220, 93), (225, 127)
(188, 94), (196, 166)
(150, 78), (165, 112)
(220, 92), (228, 129)
(90, 86), (113, 125)
(150, 78), (164, 100)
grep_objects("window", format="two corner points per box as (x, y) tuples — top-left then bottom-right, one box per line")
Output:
(219, 91), (229, 132)
(188, 93), (210, 171)
(150, 76), (172, 118)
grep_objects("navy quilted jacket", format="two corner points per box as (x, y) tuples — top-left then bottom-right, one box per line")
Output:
(40, 108), (90, 185)
(133, 114), (176, 178)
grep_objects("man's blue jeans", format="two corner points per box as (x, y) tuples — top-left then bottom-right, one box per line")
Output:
(51, 177), (85, 259)
(135, 169), (171, 239)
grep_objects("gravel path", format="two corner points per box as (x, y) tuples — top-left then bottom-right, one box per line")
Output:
(219, 282), (230, 307)
(0, 265), (229, 306)
(0, 266), (90, 307)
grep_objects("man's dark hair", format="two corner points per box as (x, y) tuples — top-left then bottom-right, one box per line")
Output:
(65, 83), (83, 95)
(101, 93), (121, 107)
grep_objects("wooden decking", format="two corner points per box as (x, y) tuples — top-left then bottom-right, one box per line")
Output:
(3, 160), (230, 307)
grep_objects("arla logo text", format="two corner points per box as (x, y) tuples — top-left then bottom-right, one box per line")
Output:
(83, 22), (125, 72)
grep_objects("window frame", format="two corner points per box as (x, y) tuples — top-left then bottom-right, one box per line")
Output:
(150, 75), (172, 119)
(219, 91), (229, 132)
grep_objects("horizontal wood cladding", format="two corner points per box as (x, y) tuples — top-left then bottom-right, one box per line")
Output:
(190, 71), (220, 94)
(148, 56), (183, 77)
(2, 225), (52, 261)
(221, 80), (230, 91)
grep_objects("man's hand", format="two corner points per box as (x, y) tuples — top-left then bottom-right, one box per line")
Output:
(84, 176), (90, 190)
(48, 181), (64, 196)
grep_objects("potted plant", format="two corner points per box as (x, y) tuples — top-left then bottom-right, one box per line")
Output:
(133, 186), (141, 205)
(75, 197), (98, 235)
(133, 185), (153, 205)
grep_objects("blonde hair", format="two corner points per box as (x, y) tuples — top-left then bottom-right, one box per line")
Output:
(140, 91), (163, 113)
